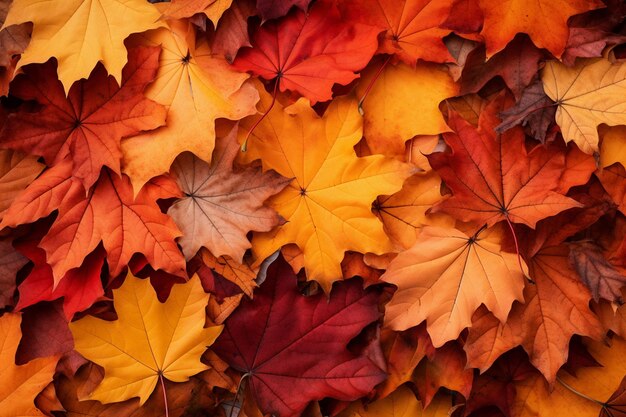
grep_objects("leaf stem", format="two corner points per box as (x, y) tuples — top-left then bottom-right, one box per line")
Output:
(159, 371), (169, 417)
(228, 373), (250, 417)
(358, 55), (392, 115)
(557, 375), (606, 407)
(504, 215), (534, 284)
(241, 79), (279, 152)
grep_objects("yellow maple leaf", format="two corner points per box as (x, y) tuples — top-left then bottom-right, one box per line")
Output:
(357, 61), (457, 157)
(0, 313), (57, 417)
(122, 19), (259, 192)
(542, 58), (626, 154)
(240, 86), (415, 292)
(3, 0), (163, 93)
(70, 272), (222, 405)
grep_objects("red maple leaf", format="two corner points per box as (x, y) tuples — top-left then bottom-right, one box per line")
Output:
(212, 256), (386, 417)
(0, 46), (166, 190)
(233, 0), (379, 103)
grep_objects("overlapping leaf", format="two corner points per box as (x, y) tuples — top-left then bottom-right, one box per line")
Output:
(428, 94), (581, 228)
(122, 19), (259, 191)
(0, 46), (166, 190)
(240, 87), (414, 291)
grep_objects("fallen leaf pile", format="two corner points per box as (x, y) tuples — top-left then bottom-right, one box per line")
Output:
(2, 0), (626, 416)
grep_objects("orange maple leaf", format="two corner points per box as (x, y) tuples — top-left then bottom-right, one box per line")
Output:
(382, 225), (525, 347)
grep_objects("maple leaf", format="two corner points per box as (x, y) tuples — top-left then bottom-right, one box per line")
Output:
(442, 0), (483, 33)
(0, 46), (166, 190)
(0, 313), (57, 416)
(232, 0), (379, 103)
(240, 89), (414, 291)
(542, 58), (626, 154)
(168, 127), (289, 262)
(356, 60), (458, 156)
(161, 0), (233, 25)
(339, 0), (455, 65)
(122, 19), (258, 192)
(0, 0), (30, 96)
(70, 272), (223, 404)
(428, 94), (581, 228)
(382, 225), (526, 347)
(464, 349), (536, 417)
(212, 256), (386, 417)
(0, 161), (186, 283)
(2, 0), (163, 92)
(478, 0), (604, 57)
(0, 149), (43, 220)
(561, 2), (626, 66)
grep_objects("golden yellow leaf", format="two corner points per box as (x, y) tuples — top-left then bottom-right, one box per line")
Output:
(0, 313), (57, 417)
(122, 19), (259, 192)
(357, 61), (457, 157)
(382, 225), (525, 347)
(3, 0), (163, 93)
(542, 58), (626, 154)
(70, 272), (222, 405)
(239, 86), (415, 291)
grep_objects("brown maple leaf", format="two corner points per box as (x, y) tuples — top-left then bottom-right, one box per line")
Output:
(168, 127), (289, 262)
